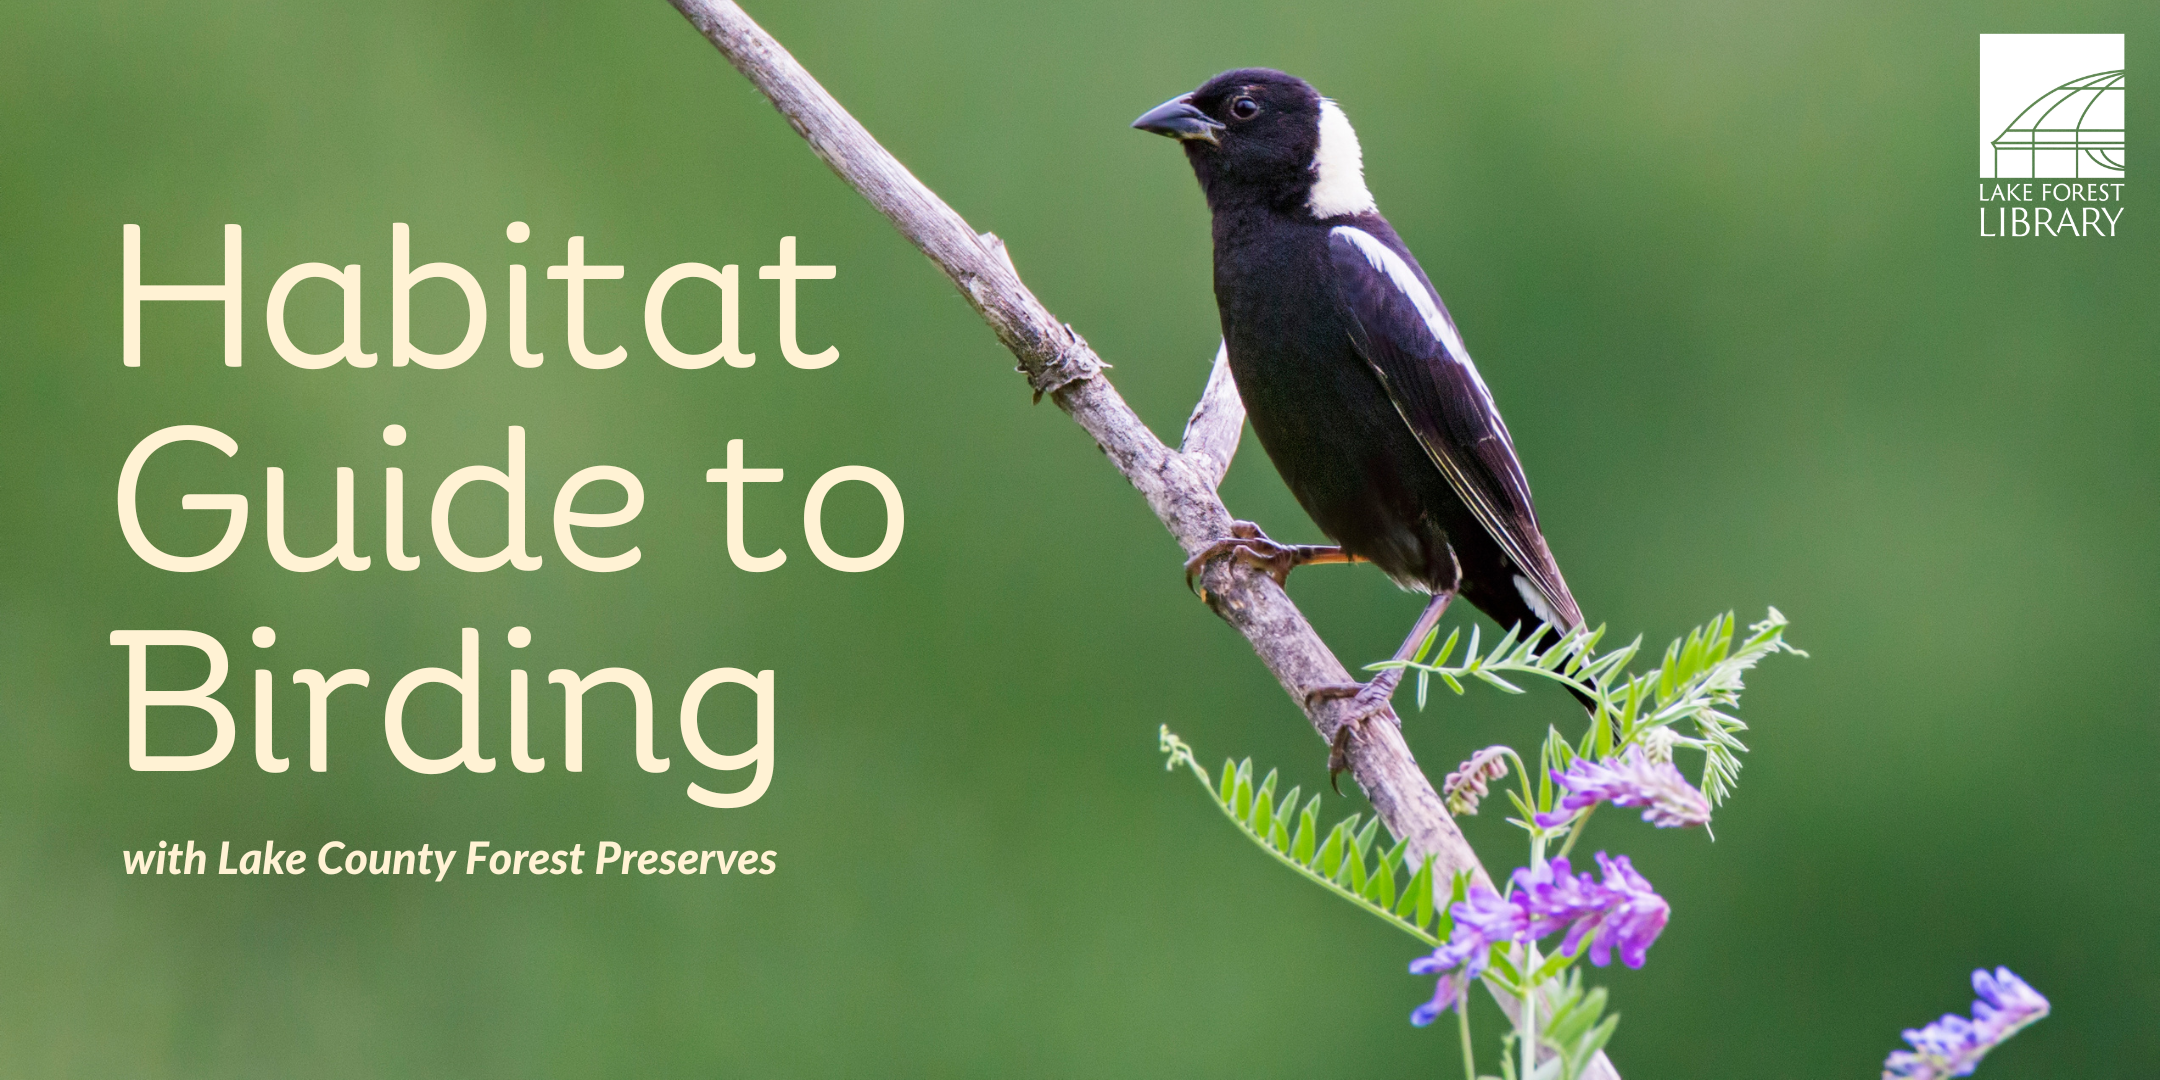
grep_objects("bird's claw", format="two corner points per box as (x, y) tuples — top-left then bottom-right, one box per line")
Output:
(1184, 521), (1348, 599)
(1302, 669), (1404, 714)
(1327, 723), (1355, 794)
(1313, 669), (1406, 793)
(1184, 521), (1289, 596)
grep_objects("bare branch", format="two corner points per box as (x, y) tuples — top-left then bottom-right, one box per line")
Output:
(1179, 341), (1243, 489)
(667, 0), (1489, 921)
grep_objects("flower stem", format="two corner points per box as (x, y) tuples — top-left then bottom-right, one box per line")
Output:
(1457, 992), (1477, 1080)
(1553, 802), (1597, 864)
(1521, 832), (1546, 1080)
(1520, 941), (1539, 1080)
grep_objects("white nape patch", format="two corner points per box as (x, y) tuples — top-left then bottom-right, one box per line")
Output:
(1514, 575), (1559, 628)
(1307, 100), (1377, 219)
(1331, 226), (1486, 394)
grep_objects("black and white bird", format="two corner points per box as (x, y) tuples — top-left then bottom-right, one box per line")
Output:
(1134, 68), (1585, 724)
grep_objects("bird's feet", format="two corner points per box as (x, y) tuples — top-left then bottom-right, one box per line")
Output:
(1308, 669), (1406, 793)
(1183, 521), (1358, 598)
(1305, 667), (1406, 717)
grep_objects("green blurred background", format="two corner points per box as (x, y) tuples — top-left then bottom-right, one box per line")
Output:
(2, 0), (2153, 1075)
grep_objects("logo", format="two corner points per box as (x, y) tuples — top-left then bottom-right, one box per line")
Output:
(1978, 34), (2125, 237)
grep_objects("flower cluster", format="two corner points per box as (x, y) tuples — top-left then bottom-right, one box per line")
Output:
(1533, 746), (1712, 830)
(1442, 746), (1512, 816)
(1882, 967), (2050, 1079)
(1409, 853), (1670, 1025)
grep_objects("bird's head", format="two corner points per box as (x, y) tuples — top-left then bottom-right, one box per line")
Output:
(1132, 68), (1376, 220)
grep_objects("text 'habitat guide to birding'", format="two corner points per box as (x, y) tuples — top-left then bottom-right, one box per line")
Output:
(112, 224), (903, 873)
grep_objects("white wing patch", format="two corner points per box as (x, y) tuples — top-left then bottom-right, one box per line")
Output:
(1307, 101), (1377, 219)
(1330, 226), (1491, 412)
(1514, 574), (1559, 628)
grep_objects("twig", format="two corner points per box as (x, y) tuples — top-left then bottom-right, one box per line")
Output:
(1179, 341), (1243, 487)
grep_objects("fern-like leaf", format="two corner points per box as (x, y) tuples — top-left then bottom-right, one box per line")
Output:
(1539, 971), (1621, 1080)
(1159, 727), (1443, 945)
(1372, 608), (1804, 807)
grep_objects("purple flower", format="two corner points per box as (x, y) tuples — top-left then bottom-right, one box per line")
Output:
(1882, 967), (2049, 1079)
(1969, 967), (2048, 1037)
(1515, 853), (1670, 968)
(1534, 747), (1711, 830)
(1451, 880), (1528, 945)
(1407, 946), (1478, 1025)
(1407, 853), (1670, 1025)
(1407, 972), (1466, 1028)
(1512, 855), (1608, 941)
(1408, 885), (1508, 1025)
(1577, 853), (1669, 968)
(1443, 746), (1512, 816)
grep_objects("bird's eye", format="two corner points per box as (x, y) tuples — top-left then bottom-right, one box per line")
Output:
(1229, 96), (1260, 120)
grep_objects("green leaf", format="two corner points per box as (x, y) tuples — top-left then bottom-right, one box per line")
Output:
(1394, 854), (1426, 918)
(1317, 819), (1350, 879)
(1249, 768), (1278, 834)
(1231, 759), (1254, 821)
(1535, 632), (1571, 671)
(1412, 622), (1439, 664)
(1472, 669), (1525, 693)
(1380, 836), (1407, 875)
(1488, 622), (1522, 664)
(1541, 976), (1591, 1044)
(1676, 626), (1705, 685)
(1566, 626), (1606, 673)
(1291, 796), (1319, 865)
(1352, 816), (1382, 864)
(1273, 784), (1301, 836)
(1575, 1015), (1620, 1078)
(1536, 972), (1619, 1080)
(1432, 870), (1466, 941)
(1373, 853), (1397, 909)
(1432, 626), (1461, 667)
(1484, 946), (1522, 988)
(1530, 946), (1578, 985)
(1542, 725), (1576, 771)
(1369, 842), (1404, 901)
(1218, 758), (1237, 806)
(1407, 857), (1435, 929)
(1591, 637), (1641, 684)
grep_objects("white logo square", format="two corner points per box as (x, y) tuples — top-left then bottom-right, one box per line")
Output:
(1980, 34), (2124, 179)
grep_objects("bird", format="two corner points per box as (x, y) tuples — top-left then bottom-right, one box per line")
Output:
(1133, 68), (1586, 741)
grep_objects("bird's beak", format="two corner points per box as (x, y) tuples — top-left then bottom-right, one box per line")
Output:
(1131, 95), (1223, 145)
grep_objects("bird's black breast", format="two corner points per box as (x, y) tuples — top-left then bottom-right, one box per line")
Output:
(1210, 208), (1482, 593)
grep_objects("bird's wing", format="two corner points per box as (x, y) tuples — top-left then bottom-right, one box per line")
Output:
(1326, 224), (1581, 629)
